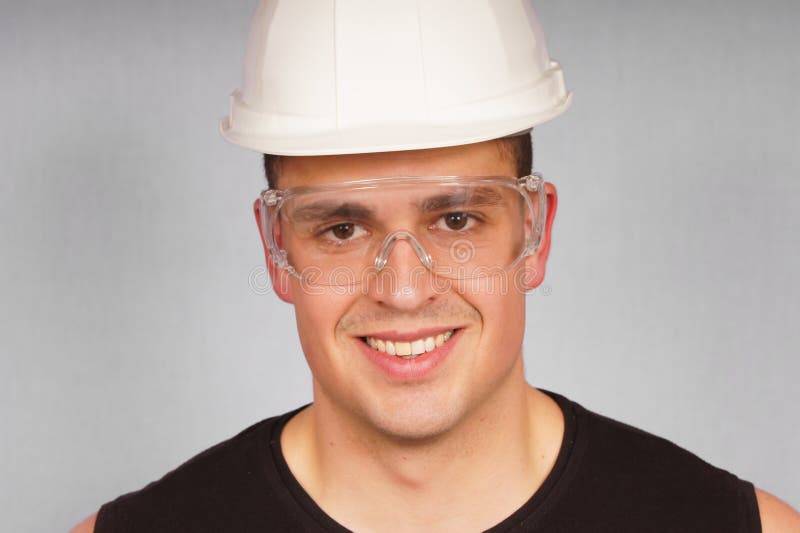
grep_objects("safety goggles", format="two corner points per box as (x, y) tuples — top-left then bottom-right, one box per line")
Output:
(258, 174), (546, 287)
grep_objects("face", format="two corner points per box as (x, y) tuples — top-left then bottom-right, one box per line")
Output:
(256, 140), (557, 441)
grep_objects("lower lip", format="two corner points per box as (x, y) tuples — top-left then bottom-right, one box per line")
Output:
(357, 330), (462, 381)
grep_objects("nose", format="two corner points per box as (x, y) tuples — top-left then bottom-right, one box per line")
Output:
(374, 231), (431, 271)
(367, 231), (439, 310)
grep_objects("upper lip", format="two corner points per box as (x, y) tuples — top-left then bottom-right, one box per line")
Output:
(358, 326), (461, 342)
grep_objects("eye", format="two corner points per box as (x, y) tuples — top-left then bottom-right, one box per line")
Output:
(320, 222), (367, 243)
(332, 223), (355, 239)
(434, 212), (475, 231)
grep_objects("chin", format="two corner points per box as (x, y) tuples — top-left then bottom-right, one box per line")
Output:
(355, 389), (470, 443)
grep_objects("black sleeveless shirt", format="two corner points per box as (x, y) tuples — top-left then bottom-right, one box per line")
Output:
(96, 390), (761, 532)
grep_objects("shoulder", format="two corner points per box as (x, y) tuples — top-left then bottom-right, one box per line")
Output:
(560, 399), (763, 530)
(578, 403), (743, 488)
(756, 488), (800, 533)
(90, 412), (292, 532)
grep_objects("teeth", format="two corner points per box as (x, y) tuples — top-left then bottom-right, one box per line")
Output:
(410, 340), (425, 355)
(364, 330), (455, 359)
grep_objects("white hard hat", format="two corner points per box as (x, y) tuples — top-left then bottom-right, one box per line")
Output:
(220, 0), (571, 156)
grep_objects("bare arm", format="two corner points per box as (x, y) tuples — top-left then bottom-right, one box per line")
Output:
(757, 488), (800, 533)
(69, 512), (97, 533)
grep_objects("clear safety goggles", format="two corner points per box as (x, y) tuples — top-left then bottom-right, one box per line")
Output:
(258, 174), (546, 287)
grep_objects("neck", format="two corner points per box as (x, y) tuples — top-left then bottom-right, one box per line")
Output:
(281, 359), (564, 532)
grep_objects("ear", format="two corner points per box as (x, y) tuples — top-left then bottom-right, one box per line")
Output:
(521, 182), (557, 291)
(253, 199), (294, 303)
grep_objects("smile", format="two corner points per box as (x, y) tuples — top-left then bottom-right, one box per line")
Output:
(362, 330), (455, 359)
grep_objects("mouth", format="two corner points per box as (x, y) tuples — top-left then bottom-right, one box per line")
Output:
(360, 329), (456, 360)
(356, 327), (463, 380)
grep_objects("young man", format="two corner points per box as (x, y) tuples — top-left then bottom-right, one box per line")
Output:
(75, 1), (799, 531)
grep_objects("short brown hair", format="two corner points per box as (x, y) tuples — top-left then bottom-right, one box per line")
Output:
(263, 133), (533, 189)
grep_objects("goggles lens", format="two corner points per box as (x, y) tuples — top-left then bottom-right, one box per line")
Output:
(261, 176), (545, 287)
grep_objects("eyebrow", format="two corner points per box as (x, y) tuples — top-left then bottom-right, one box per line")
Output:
(288, 186), (506, 223)
(418, 186), (505, 212)
(288, 201), (375, 223)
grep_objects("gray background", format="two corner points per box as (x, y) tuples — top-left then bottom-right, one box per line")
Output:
(1, 1), (798, 531)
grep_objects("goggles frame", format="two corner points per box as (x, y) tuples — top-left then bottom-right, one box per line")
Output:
(258, 174), (547, 283)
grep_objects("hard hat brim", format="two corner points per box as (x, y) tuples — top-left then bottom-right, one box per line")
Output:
(220, 92), (571, 156)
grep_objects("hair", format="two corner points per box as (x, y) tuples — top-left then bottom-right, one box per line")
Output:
(262, 132), (533, 189)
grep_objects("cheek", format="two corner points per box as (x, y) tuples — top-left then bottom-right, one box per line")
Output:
(291, 287), (353, 365)
(491, 297), (526, 352)
(461, 283), (527, 354)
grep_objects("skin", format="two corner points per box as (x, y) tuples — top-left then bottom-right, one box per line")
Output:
(267, 140), (562, 532)
(72, 140), (800, 532)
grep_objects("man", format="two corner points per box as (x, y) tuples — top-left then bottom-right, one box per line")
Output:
(74, 1), (799, 531)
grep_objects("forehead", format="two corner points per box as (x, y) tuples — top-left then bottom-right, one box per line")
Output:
(277, 139), (515, 189)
